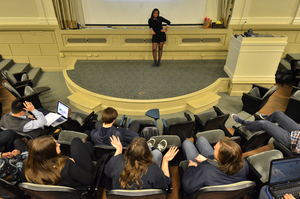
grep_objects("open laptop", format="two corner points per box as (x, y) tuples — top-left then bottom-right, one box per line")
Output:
(268, 157), (300, 199)
(46, 101), (70, 127)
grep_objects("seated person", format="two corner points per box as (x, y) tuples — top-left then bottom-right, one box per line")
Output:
(105, 136), (178, 190)
(259, 185), (299, 199)
(0, 149), (28, 182)
(91, 107), (139, 146)
(231, 111), (300, 154)
(21, 136), (94, 195)
(0, 98), (57, 139)
(181, 136), (249, 195)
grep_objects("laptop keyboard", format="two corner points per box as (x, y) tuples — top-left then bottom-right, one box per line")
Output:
(274, 187), (300, 199)
(56, 117), (64, 122)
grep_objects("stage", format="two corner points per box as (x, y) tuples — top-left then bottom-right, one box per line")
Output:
(63, 60), (230, 115)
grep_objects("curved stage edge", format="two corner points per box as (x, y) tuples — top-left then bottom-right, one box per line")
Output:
(63, 70), (230, 116)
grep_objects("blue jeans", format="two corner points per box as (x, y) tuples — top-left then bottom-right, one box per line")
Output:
(148, 144), (162, 167)
(243, 111), (299, 149)
(182, 137), (214, 162)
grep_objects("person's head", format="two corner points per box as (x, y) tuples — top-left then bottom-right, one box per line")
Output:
(11, 97), (26, 115)
(214, 137), (243, 176)
(119, 137), (154, 189)
(25, 136), (66, 185)
(101, 107), (118, 124)
(151, 8), (159, 19)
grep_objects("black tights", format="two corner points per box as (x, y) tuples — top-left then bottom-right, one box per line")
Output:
(70, 137), (94, 173)
(152, 42), (164, 61)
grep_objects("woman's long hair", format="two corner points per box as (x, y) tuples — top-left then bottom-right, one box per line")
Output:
(217, 137), (244, 176)
(24, 135), (67, 185)
(119, 137), (154, 189)
(150, 8), (159, 19)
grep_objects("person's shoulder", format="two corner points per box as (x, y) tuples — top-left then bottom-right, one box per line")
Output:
(107, 154), (125, 166)
(148, 163), (162, 172)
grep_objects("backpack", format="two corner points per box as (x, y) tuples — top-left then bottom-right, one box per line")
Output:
(140, 127), (159, 141)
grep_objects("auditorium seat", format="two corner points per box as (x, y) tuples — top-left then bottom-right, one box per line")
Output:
(232, 125), (271, 152)
(2, 69), (33, 88)
(0, 178), (29, 199)
(2, 82), (49, 109)
(194, 106), (229, 136)
(106, 189), (167, 199)
(161, 116), (195, 138)
(148, 135), (183, 166)
(246, 149), (283, 197)
(242, 84), (279, 115)
(284, 90), (300, 123)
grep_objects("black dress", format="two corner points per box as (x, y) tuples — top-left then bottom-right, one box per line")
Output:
(148, 17), (171, 43)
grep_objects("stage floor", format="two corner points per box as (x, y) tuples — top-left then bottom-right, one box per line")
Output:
(66, 60), (228, 100)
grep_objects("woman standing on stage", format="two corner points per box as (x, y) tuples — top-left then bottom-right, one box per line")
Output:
(148, 8), (171, 67)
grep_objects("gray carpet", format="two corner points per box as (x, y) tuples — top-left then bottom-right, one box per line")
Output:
(67, 60), (228, 99)
(35, 65), (241, 133)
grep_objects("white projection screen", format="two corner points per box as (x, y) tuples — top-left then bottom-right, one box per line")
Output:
(81, 0), (207, 25)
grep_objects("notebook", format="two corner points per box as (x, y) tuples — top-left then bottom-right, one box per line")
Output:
(45, 101), (70, 127)
(268, 157), (300, 199)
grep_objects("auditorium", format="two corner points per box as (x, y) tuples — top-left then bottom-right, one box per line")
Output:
(1, 0), (300, 199)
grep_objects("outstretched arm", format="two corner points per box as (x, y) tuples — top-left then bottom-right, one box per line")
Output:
(161, 146), (179, 177)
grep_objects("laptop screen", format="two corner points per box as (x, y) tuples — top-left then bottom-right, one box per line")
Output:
(56, 101), (69, 119)
(269, 157), (300, 185)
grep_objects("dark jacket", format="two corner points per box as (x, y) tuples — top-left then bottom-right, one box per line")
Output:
(91, 126), (138, 147)
(105, 154), (171, 190)
(182, 158), (249, 195)
(21, 158), (93, 193)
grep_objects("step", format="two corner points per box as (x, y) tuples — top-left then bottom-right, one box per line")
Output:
(68, 93), (102, 113)
(0, 59), (14, 73)
(27, 68), (42, 86)
(8, 63), (31, 74)
(187, 93), (221, 114)
(278, 58), (291, 70)
(286, 53), (300, 63)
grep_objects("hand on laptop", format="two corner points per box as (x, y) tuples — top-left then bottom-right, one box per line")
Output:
(283, 193), (298, 199)
(23, 101), (35, 112)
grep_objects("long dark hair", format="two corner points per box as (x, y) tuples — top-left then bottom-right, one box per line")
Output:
(150, 8), (160, 20)
(25, 136), (67, 185)
(119, 137), (154, 189)
(217, 137), (244, 176)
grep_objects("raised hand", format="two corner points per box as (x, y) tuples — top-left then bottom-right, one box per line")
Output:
(163, 146), (179, 162)
(110, 135), (123, 155)
(23, 101), (35, 112)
